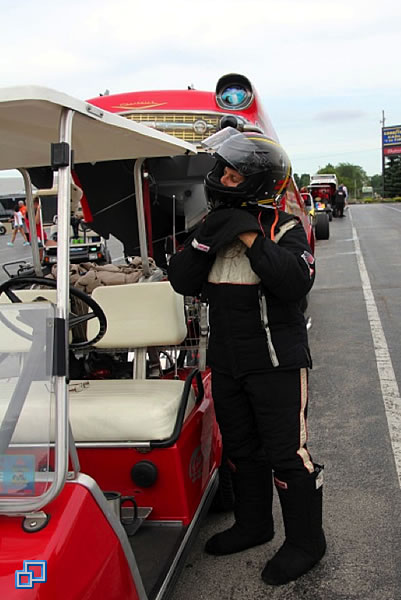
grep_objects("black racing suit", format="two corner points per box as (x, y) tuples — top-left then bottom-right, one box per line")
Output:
(168, 204), (316, 479)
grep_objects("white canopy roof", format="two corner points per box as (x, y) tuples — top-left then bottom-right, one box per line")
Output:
(0, 86), (197, 171)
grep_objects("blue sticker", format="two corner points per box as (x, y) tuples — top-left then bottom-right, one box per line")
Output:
(0, 454), (35, 496)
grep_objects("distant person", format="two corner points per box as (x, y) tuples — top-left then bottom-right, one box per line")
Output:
(25, 197), (56, 258)
(7, 204), (30, 246)
(18, 200), (27, 228)
(334, 186), (347, 217)
(339, 183), (349, 211)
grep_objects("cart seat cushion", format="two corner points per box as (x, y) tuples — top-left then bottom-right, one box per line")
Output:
(1, 378), (195, 444)
(88, 281), (187, 349)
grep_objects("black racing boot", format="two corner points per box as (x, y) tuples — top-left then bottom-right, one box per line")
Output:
(262, 464), (326, 585)
(205, 459), (274, 555)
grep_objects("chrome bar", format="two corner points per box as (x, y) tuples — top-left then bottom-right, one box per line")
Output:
(133, 159), (151, 277)
(53, 107), (74, 502)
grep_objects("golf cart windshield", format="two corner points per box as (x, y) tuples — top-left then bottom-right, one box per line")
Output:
(0, 302), (56, 511)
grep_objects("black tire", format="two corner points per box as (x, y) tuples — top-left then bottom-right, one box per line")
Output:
(0, 225), (6, 235)
(210, 458), (235, 512)
(315, 212), (330, 240)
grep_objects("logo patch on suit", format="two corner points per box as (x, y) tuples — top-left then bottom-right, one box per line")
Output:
(301, 251), (315, 278)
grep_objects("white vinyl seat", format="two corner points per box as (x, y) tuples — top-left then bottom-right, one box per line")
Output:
(73, 281), (195, 443)
(1, 378), (195, 443)
(0, 281), (195, 443)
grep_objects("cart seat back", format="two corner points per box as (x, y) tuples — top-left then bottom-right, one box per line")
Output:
(0, 289), (60, 352)
(87, 281), (187, 349)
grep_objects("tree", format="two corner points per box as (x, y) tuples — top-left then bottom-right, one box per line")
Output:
(293, 173), (310, 190)
(370, 174), (383, 195)
(384, 156), (401, 198)
(317, 163), (336, 174)
(299, 173), (310, 189)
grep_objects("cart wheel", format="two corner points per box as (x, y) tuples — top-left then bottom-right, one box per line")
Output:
(0, 225), (6, 235)
(210, 457), (235, 512)
(315, 212), (330, 240)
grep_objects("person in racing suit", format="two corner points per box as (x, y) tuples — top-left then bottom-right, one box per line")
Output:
(167, 128), (325, 586)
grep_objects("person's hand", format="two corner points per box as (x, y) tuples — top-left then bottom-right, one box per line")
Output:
(191, 208), (260, 254)
(238, 231), (258, 248)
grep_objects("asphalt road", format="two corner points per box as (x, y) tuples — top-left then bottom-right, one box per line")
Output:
(2, 206), (401, 599)
(168, 204), (401, 600)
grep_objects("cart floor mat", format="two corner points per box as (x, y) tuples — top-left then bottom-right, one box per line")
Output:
(130, 521), (187, 599)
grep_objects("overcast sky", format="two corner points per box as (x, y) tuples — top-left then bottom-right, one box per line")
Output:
(1, 0), (400, 177)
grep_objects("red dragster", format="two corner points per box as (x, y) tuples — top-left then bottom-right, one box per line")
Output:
(84, 73), (315, 259)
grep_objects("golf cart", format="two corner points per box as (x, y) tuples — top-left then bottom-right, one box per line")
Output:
(45, 219), (112, 267)
(0, 86), (222, 599)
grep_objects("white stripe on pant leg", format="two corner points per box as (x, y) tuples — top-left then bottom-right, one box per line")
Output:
(297, 367), (314, 473)
(350, 209), (401, 489)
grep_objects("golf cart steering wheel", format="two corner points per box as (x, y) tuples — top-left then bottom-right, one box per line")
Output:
(0, 277), (107, 350)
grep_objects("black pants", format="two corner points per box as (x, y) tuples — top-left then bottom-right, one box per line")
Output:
(211, 368), (314, 479)
(336, 201), (345, 217)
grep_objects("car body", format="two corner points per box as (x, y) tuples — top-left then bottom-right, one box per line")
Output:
(0, 200), (13, 222)
(84, 73), (315, 258)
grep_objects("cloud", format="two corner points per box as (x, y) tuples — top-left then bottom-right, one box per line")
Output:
(0, 0), (399, 176)
(314, 110), (366, 122)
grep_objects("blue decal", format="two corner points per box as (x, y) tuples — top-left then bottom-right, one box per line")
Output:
(15, 560), (47, 589)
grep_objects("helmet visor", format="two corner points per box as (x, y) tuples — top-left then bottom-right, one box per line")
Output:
(201, 127), (283, 177)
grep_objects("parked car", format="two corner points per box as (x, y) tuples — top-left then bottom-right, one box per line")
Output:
(0, 201), (13, 235)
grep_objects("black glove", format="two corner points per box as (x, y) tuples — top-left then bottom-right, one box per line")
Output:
(191, 208), (260, 254)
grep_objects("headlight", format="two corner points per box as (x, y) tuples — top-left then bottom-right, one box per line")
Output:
(89, 252), (98, 260)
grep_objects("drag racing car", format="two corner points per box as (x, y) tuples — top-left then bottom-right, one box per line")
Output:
(71, 73), (315, 260)
(308, 173), (338, 222)
(0, 86), (223, 600)
(300, 191), (330, 241)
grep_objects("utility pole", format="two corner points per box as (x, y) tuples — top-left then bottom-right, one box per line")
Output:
(380, 110), (386, 198)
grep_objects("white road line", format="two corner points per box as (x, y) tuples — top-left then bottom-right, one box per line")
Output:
(350, 209), (401, 488)
(384, 205), (401, 213)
